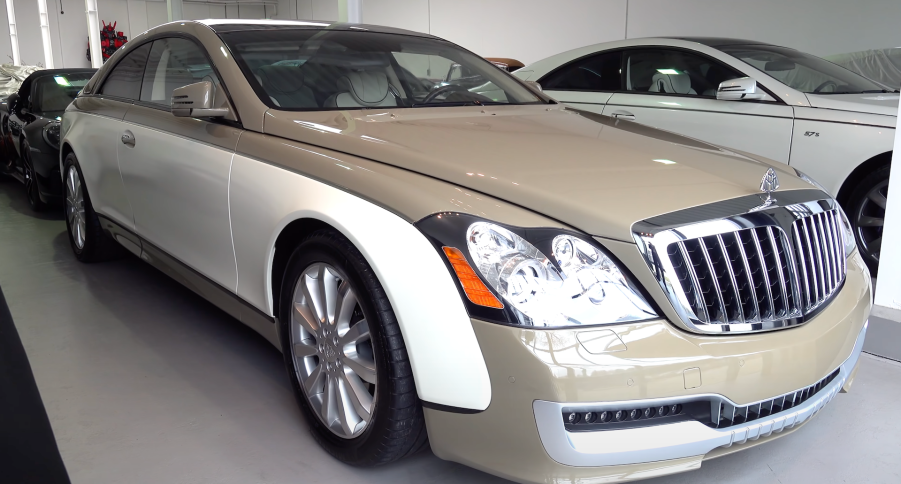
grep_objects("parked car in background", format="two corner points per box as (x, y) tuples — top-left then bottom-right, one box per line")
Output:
(0, 68), (96, 210)
(0, 64), (43, 181)
(61, 20), (870, 484)
(516, 38), (898, 273)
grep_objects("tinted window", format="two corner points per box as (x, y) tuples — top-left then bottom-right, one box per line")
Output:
(99, 43), (151, 99)
(140, 38), (219, 107)
(540, 51), (622, 91)
(219, 30), (544, 109)
(625, 49), (743, 97)
(31, 72), (94, 116)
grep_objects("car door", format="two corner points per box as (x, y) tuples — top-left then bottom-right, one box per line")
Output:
(603, 48), (794, 164)
(69, 43), (154, 233)
(117, 37), (242, 291)
(537, 50), (622, 115)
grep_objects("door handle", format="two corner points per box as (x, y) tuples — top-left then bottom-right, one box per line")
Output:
(610, 110), (636, 121)
(121, 131), (135, 147)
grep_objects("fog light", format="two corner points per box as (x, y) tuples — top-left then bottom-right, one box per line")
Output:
(584, 411), (597, 423)
(671, 404), (682, 415)
(614, 410), (625, 421)
(599, 411), (610, 422)
(567, 412), (581, 424)
(657, 405), (668, 416)
(644, 407), (656, 419)
(629, 409), (641, 420)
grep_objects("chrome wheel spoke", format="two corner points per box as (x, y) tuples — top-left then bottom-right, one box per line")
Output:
(293, 341), (319, 358)
(303, 363), (325, 395)
(320, 267), (339, 326)
(858, 215), (884, 227)
(339, 319), (370, 347)
(301, 267), (326, 325)
(343, 355), (377, 384)
(334, 279), (357, 331)
(335, 377), (361, 435)
(868, 189), (888, 209)
(321, 374), (337, 425)
(293, 301), (319, 334)
(340, 369), (373, 421)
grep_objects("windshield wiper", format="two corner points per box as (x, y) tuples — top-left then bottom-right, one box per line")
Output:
(860, 89), (897, 93)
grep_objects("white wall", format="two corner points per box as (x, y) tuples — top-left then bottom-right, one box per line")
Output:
(359, 0), (901, 65)
(625, 0), (901, 58)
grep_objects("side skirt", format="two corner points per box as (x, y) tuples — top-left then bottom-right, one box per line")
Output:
(98, 215), (281, 350)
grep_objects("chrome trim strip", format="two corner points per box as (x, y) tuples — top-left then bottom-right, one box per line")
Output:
(533, 321), (867, 467)
(734, 233), (760, 322)
(751, 229), (775, 318)
(677, 241), (708, 323)
(718, 234), (745, 324)
(767, 226), (789, 318)
(699, 239), (728, 323)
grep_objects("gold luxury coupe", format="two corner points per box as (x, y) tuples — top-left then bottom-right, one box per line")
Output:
(61, 19), (871, 483)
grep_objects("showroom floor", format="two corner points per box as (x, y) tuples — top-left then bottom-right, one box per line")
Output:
(1, 180), (900, 484)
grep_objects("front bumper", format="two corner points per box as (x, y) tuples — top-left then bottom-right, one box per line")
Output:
(424, 249), (871, 484)
(533, 321), (866, 467)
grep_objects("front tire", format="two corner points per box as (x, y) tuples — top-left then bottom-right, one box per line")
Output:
(278, 229), (428, 466)
(847, 164), (889, 275)
(64, 153), (118, 262)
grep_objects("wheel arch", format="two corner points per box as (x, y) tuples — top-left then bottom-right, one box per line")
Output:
(269, 216), (333, 317)
(837, 151), (892, 207)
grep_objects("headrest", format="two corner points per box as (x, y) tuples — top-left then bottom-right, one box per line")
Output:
(337, 70), (389, 106)
(649, 72), (694, 94)
(256, 65), (306, 93)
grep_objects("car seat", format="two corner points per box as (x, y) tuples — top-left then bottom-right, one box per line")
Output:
(324, 70), (398, 108)
(255, 65), (316, 108)
(648, 71), (697, 95)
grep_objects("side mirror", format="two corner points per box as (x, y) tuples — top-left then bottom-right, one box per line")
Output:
(525, 80), (542, 92)
(7, 93), (20, 115)
(171, 81), (229, 118)
(716, 77), (767, 101)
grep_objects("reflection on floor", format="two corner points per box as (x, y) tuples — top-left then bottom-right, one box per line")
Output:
(1, 179), (900, 484)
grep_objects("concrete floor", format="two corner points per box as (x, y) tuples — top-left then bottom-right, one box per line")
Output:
(1, 179), (900, 484)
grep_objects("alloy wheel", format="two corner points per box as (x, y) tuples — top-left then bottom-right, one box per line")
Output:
(290, 262), (377, 439)
(65, 166), (86, 249)
(854, 179), (888, 266)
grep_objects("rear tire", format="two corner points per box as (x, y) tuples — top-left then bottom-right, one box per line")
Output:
(22, 143), (47, 212)
(846, 164), (889, 275)
(63, 153), (119, 262)
(278, 229), (428, 466)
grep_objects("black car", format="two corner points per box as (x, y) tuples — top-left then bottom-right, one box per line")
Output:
(0, 69), (96, 210)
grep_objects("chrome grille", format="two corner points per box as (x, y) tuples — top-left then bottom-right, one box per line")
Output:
(632, 191), (847, 334)
(667, 226), (803, 326)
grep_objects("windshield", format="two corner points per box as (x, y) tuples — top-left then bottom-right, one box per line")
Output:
(32, 73), (93, 116)
(220, 30), (544, 109)
(719, 44), (892, 94)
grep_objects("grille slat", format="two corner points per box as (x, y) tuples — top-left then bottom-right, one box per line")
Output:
(665, 209), (846, 330)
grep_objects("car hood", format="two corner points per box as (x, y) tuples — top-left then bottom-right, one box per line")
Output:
(263, 104), (811, 241)
(805, 93), (900, 116)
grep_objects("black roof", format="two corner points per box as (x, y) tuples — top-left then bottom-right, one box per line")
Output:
(206, 21), (438, 40)
(672, 37), (774, 48)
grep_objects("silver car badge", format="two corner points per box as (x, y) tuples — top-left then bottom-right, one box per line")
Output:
(760, 167), (780, 196)
(750, 167), (780, 212)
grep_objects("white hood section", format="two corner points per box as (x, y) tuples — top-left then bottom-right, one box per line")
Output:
(805, 93), (899, 117)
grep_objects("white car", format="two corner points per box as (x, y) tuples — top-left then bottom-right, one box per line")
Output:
(516, 37), (898, 273)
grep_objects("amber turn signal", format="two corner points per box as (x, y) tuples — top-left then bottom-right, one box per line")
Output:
(442, 246), (504, 309)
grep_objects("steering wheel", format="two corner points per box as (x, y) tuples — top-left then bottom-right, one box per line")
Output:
(813, 80), (839, 93)
(422, 84), (472, 103)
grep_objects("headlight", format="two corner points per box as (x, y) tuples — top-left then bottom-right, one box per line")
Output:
(417, 213), (657, 328)
(836, 206), (857, 257)
(42, 121), (61, 149)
